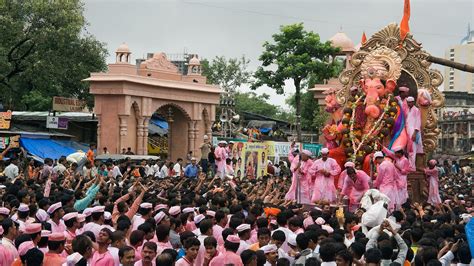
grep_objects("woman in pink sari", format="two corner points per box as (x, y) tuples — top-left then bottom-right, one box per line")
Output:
(424, 159), (442, 206)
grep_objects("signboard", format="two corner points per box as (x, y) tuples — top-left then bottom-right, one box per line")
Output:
(52, 97), (86, 112)
(46, 116), (68, 129)
(0, 135), (19, 149)
(0, 110), (12, 129)
(232, 142), (268, 179)
(303, 143), (323, 157)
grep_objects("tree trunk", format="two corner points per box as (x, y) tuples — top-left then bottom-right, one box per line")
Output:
(427, 55), (474, 73)
(294, 79), (302, 142)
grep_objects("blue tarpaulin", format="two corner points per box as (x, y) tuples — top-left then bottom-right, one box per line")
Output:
(150, 118), (168, 130)
(20, 138), (88, 160)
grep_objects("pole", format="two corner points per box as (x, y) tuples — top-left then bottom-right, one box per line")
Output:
(427, 55), (474, 73)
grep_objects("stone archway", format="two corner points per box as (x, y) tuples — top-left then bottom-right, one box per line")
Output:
(155, 103), (193, 160)
(86, 47), (220, 157)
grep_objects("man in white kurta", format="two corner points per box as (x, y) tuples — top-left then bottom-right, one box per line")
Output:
(405, 96), (423, 170)
(214, 141), (228, 179)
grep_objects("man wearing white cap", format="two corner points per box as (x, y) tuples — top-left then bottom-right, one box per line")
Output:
(260, 244), (278, 265)
(132, 203), (153, 231)
(405, 96), (423, 170)
(383, 146), (411, 205)
(339, 165), (370, 212)
(236, 224), (251, 255)
(310, 147), (341, 203)
(285, 141), (314, 204)
(83, 206), (107, 238)
(214, 141), (228, 179)
(396, 86), (410, 115)
(373, 151), (402, 212)
(199, 135), (212, 174)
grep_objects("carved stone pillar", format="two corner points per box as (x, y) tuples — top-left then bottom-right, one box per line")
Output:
(137, 117), (145, 155)
(167, 107), (174, 159)
(96, 114), (101, 151)
(118, 115), (128, 153)
(205, 121), (212, 139)
(142, 117), (150, 155)
(188, 120), (197, 156)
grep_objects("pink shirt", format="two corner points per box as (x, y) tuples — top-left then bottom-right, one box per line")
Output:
(91, 250), (115, 266)
(213, 224), (224, 245)
(0, 244), (13, 266)
(64, 229), (76, 244)
(156, 241), (172, 255)
(48, 219), (66, 234)
(134, 259), (156, 266)
(1, 237), (17, 264)
(209, 250), (243, 266)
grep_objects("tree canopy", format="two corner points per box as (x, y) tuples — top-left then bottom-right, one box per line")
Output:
(234, 91), (290, 120)
(201, 56), (252, 93)
(251, 23), (340, 140)
(286, 91), (328, 132)
(0, 0), (107, 110)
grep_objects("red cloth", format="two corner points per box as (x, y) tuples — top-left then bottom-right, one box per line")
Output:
(328, 146), (346, 187)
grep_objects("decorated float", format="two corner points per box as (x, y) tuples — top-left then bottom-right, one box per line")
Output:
(321, 23), (445, 179)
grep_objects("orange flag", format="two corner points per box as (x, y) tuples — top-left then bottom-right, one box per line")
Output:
(400, 0), (410, 42)
(361, 31), (367, 44)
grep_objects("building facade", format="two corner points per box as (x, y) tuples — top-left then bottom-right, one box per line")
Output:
(444, 25), (474, 92)
(437, 25), (474, 154)
(86, 43), (220, 160)
(437, 91), (474, 154)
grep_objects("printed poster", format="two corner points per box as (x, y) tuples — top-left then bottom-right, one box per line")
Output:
(231, 141), (268, 179)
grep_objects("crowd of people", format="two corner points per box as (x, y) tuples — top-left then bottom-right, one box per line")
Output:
(0, 141), (472, 266)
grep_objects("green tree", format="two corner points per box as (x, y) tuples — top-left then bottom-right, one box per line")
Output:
(251, 23), (340, 141)
(234, 92), (278, 116)
(201, 56), (252, 92)
(201, 56), (292, 123)
(0, 0), (107, 110)
(286, 91), (318, 131)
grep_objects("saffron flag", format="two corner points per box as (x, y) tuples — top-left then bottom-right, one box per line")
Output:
(400, 0), (410, 42)
(362, 31), (367, 44)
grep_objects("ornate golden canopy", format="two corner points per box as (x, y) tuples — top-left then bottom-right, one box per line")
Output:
(337, 23), (445, 152)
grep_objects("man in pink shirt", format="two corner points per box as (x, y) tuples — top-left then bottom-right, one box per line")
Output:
(286, 147), (314, 204)
(212, 210), (227, 246)
(1, 218), (18, 265)
(63, 212), (79, 244)
(310, 148), (341, 203)
(134, 242), (157, 266)
(383, 146), (411, 206)
(209, 235), (243, 266)
(91, 228), (115, 266)
(405, 96), (423, 170)
(374, 152), (402, 212)
(340, 167), (370, 212)
(155, 224), (173, 255)
(47, 202), (66, 234)
(214, 141), (228, 179)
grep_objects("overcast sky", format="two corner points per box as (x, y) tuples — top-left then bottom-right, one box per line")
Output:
(83, 0), (474, 108)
